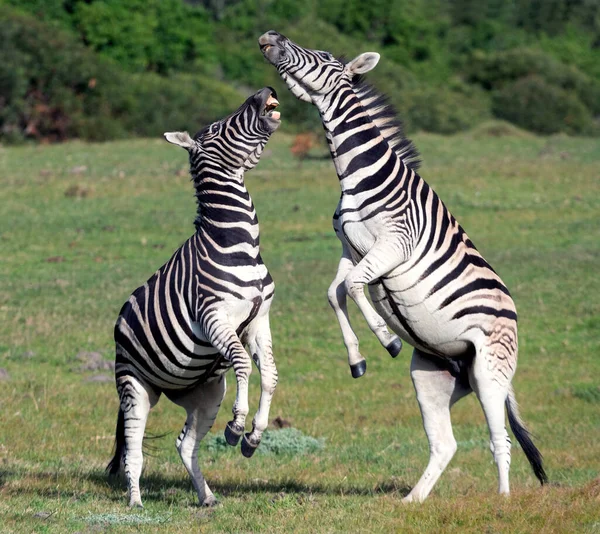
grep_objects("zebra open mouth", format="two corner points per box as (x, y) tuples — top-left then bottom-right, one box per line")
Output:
(262, 94), (280, 121)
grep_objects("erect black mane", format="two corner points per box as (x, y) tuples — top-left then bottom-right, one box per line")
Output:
(351, 79), (421, 171)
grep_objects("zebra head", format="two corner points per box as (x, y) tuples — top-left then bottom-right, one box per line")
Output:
(259, 30), (380, 108)
(164, 87), (280, 172)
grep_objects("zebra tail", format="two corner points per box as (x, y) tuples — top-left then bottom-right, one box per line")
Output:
(106, 407), (125, 475)
(505, 385), (548, 485)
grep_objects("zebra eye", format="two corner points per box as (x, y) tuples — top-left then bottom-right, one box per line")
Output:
(210, 123), (219, 135)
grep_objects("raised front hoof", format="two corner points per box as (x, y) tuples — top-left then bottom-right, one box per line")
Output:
(386, 338), (403, 358)
(350, 360), (367, 379)
(241, 433), (259, 458)
(224, 421), (243, 446)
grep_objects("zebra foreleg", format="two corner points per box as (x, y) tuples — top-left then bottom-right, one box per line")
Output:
(116, 375), (160, 508)
(327, 251), (367, 378)
(403, 349), (471, 503)
(243, 315), (278, 457)
(169, 375), (226, 506)
(202, 312), (253, 447)
(342, 242), (404, 359)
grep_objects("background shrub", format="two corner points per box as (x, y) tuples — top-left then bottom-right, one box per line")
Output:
(0, 6), (244, 143)
(1, 0), (600, 141)
(492, 75), (596, 135)
(400, 83), (491, 134)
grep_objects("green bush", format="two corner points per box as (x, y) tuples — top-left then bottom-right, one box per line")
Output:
(0, 6), (244, 143)
(73, 0), (217, 75)
(467, 48), (600, 114)
(2, 1), (600, 140)
(399, 83), (491, 134)
(0, 6), (124, 142)
(122, 73), (245, 138)
(492, 75), (595, 135)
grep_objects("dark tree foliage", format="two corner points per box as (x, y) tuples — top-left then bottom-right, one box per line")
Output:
(0, 5), (242, 142)
(1, 0), (599, 142)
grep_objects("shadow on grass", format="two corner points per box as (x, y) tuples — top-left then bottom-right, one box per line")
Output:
(101, 471), (413, 501)
(1, 467), (411, 502)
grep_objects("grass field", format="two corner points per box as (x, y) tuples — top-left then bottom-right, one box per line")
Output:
(0, 127), (599, 533)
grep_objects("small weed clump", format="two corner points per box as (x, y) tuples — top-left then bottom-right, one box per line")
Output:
(84, 512), (171, 525)
(572, 385), (600, 404)
(205, 428), (325, 456)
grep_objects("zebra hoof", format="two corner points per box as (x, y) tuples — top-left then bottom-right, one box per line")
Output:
(224, 421), (243, 446)
(350, 360), (366, 379)
(386, 338), (403, 358)
(241, 433), (259, 458)
(202, 496), (220, 508)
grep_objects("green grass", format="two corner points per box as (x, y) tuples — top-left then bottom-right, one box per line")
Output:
(0, 130), (599, 533)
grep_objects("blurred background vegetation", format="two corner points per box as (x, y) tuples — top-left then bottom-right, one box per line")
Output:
(1, 0), (599, 143)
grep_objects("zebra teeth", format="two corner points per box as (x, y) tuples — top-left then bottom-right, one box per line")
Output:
(265, 95), (279, 111)
(261, 95), (280, 120)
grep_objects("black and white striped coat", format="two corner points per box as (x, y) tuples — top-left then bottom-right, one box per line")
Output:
(108, 87), (281, 507)
(259, 31), (547, 502)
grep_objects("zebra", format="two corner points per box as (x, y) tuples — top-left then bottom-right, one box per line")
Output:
(259, 31), (547, 502)
(107, 87), (281, 508)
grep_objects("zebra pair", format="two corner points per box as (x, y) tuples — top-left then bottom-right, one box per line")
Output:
(109, 32), (547, 508)
(108, 88), (281, 507)
(258, 31), (547, 503)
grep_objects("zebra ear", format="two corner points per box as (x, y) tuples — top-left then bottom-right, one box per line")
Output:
(164, 131), (195, 150)
(345, 53), (380, 75)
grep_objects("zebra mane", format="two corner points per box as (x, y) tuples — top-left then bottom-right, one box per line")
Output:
(351, 80), (421, 171)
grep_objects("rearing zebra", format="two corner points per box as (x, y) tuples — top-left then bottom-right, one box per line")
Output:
(108, 87), (281, 507)
(259, 31), (547, 502)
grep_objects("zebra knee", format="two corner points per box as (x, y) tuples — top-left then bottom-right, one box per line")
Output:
(327, 280), (341, 307)
(344, 278), (362, 301)
(431, 436), (457, 465)
(262, 374), (278, 397)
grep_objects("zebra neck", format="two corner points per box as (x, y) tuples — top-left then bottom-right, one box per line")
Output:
(319, 86), (400, 192)
(191, 168), (259, 245)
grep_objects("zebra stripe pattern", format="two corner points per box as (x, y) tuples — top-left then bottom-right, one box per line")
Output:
(108, 87), (281, 508)
(259, 31), (547, 502)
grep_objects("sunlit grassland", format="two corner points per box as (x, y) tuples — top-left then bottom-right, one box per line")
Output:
(0, 129), (599, 533)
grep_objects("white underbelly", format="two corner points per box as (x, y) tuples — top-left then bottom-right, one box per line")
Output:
(368, 283), (470, 356)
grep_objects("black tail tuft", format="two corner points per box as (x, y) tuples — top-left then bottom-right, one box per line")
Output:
(107, 407), (125, 475)
(506, 391), (548, 485)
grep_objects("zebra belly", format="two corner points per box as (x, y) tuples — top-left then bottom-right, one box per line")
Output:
(368, 282), (471, 357)
(115, 262), (273, 391)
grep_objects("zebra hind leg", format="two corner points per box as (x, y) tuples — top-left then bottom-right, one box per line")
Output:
(116, 375), (159, 508)
(403, 349), (472, 503)
(167, 375), (227, 506)
(468, 346), (515, 495)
